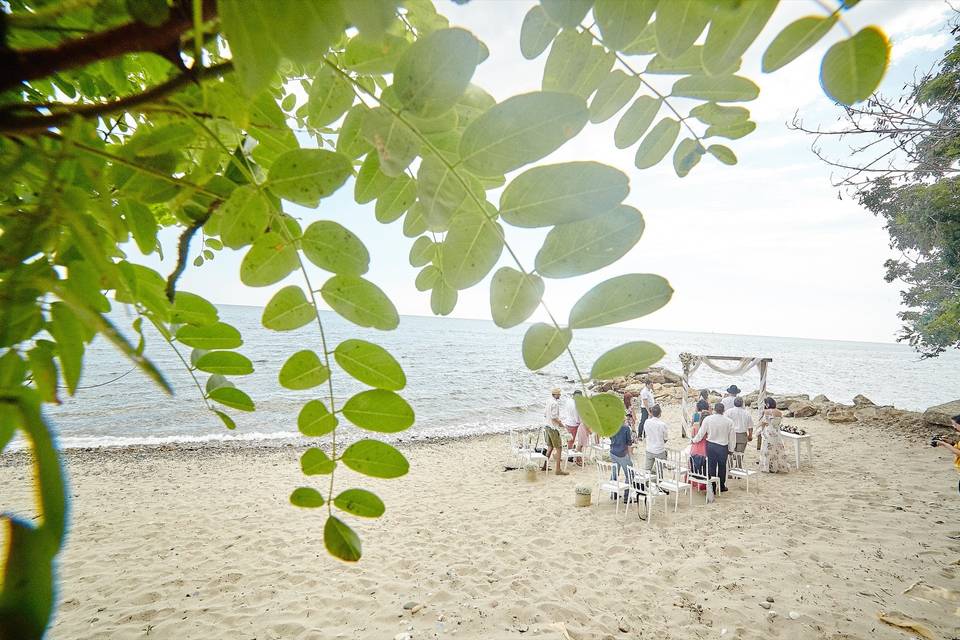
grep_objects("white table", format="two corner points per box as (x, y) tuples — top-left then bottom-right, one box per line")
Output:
(778, 431), (813, 469)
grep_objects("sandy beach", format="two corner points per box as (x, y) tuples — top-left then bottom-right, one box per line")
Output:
(2, 405), (959, 640)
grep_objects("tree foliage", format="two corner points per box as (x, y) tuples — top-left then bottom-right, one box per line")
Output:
(0, 0), (887, 636)
(795, 16), (959, 357)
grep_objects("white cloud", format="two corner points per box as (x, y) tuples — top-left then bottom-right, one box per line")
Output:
(891, 31), (951, 62)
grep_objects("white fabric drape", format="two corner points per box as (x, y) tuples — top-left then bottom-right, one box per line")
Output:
(680, 355), (769, 427)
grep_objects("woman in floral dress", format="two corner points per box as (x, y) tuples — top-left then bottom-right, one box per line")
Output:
(758, 396), (790, 473)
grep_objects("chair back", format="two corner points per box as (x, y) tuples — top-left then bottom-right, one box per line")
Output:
(596, 459), (612, 483)
(665, 447), (685, 470)
(654, 457), (680, 484)
(729, 452), (747, 472)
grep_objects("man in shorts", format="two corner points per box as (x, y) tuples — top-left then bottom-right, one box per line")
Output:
(543, 387), (569, 475)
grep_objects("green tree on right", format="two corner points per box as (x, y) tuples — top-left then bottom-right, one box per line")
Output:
(795, 15), (960, 357)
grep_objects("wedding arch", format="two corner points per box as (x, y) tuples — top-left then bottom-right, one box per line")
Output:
(679, 353), (773, 427)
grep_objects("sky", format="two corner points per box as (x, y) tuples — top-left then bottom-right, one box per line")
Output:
(144, 0), (957, 344)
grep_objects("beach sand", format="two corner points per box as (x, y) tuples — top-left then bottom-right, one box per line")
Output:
(2, 406), (959, 639)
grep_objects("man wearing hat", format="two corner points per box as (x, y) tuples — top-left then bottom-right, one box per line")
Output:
(722, 385), (741, 412)
(543, 387), (569, 475)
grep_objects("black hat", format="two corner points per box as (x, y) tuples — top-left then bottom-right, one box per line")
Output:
(727, 385), (741, 394)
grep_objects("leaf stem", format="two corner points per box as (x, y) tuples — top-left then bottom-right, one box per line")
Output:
(145, 314), (213, 411)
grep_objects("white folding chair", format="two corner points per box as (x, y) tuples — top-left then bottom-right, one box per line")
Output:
(512, 430), (546, 470)
(655, 457), (692, 513)
(685, 454), (720, 504)
(728, 452), (759, 493)
(561, 440), (585, 470)
(665, 447), (690, 476)
(595, 460), (631, 515)
(623, 465), (663, 523)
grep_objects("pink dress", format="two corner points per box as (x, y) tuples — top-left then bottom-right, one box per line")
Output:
(574, 422), (591, 448)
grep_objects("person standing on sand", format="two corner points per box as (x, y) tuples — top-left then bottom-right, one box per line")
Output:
(689, 399), (710, 484)
(691, 402), (736, 492)
(726, 397), (753, 453)
(623, 391), (636, 431)
(543, 387), (569, 476)
(933, 414), (960, 494)
(758, 396), (790, 473)
(642, 404), (669, 472)
(721, 385), (740, 411)
(638, 380), (655, 440)
(560, 390), (581, 448)
(608, 417), (634, 499)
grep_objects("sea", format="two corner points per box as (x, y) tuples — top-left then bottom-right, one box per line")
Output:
(27, 304), (960, 449)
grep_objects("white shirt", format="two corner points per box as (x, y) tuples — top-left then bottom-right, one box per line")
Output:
(721, 395), (738, 411)
(726, 406), (754, 434)
(692, 414), (736, 451)
(643, 417), (668, 454)
(640, 387), (655, 410)
(544, 396), (561, 425)
(560, 397), (580, 426)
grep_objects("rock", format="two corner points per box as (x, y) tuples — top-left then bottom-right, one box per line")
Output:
(402, 602), (418, 610)
(788, 611), (800, 620)
(812, 394), (830, 404)
(826, 408), (857, 423)
(852, 394), (875, 407)
(759, 602), (771, 610)
(788, 401), (818, 418)
(766, 596), (775, 603)
(411, 604), (424, 614)
(394, 634), (412, 640)
(618, 619), (630, 633)
(853, 406), (879, 421)
(663, 369), (682, 384)
(924, 399), (960, 426)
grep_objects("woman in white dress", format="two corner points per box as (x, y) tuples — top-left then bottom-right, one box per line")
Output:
(758, 396), (790, 473)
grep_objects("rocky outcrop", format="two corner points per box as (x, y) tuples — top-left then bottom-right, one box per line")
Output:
(812, 394), (830, 404)
(588, 366), (685, 405)
(788, 401), (818, 418)
(852, 394), (875, 407)
(923, 400), (960, 426)
(825, 407), (857, 423)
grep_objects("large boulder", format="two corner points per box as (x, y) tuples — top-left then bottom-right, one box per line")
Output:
(788, 401), (818, 418)
(852, 394), (875, 407)
(662, 369), (682, 384)
(812, 394), (830, 404)
(826, 407), (857, 423)
(923, 400), (960, 427)
(774, 394), (809, 410)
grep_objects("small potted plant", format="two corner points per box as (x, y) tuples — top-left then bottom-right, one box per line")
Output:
(574, 485), (592, 507)
(524, 461), (540, 482)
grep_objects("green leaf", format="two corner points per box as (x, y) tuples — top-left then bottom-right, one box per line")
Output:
(268, 1), (346, 65)
(820, 26), (890, 106)
(344, 33), (410, 74)
(262, 285), (315, 331)
(301, 221), (370, 276)
(439, 209), (504, 289)
(375, 176), (417, 224)
(540, 0), (593, 28)
(343, 0), (397, 38)
(409, 236), (435, 268)
(301, 447), (336, 475)
(48, 302), (84, 395)
(324, 515), (362, 562)
(655, 0), (711, 60)
(634, 117), (680, 169)
(342, 389), (415, 432)
(127, 0), (170, 25)
(500, 161), (628, 228)
(218, 185), (271, 250)
(535, 204), (644, 278)
(417, 155), (481, 232)
(208, 386), (255, 412)
(176, 322), (242, 350)
(673, 137), (705, 177)
(490, 267), (544, 329)
(362, 106), (421, 177)
(171, 291), (219, 326)
(268, 149), (353, 208)
(321, 275), (399, 330)
(279, 350), (330, 390)
(671, 75), (760, 102)
(646, 46), (732, 75)
(307, 66), (355, 127)
(574, 393), (624, 437)
(214, 410), (237, 430)
(415, 265), (440, 291)
(589, 70), (641, 124)
(568, 273), (673, 328)
(431, 280), (458, 315)
(195, 351), (254, 376)
(355, 152), (395, 204)
(614, 96), (660, 149)
(520, 5), (559, 59)
(218, 0), (279, 96)
(762, 15), (839, 73)
(706, 120), (756, 139)
(240, 232), (298, 287)
(290, 487), (324, 508)
(206, 373), (232, 393)
(334, 489), (385, 518)
(707, 144), (737, 165)
(594, 0), (656, 50)
(522, 322), (572, 370)
(543, 30), (615, 100)
(28, 343), (58, 403)
(702, 0), (777, 75)
(590, 341), (666, 379)
(298, 399), (338, 437)
(394, 28), (483, 117)
(334, 339), (406, 391)
(337, 105), (374, 158)
(689, 102), (749, 127)
(122, 200), (158, 254)
(460, 91), (589, 177)
(341, 439), (410, 478)
(0, 519), (56, 639)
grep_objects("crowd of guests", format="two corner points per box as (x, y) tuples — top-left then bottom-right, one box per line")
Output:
(543, 382), (792, 490)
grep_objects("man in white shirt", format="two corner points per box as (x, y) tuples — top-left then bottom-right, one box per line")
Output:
(691, 402), (736, 492)
(642, 405), (669, 471)
(543, 387), (569, 476)
(721, 385), (741, 412)
(560, 390), (581, 448)
(638, 380), (655, 440)
(725, 396), (754, 453)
